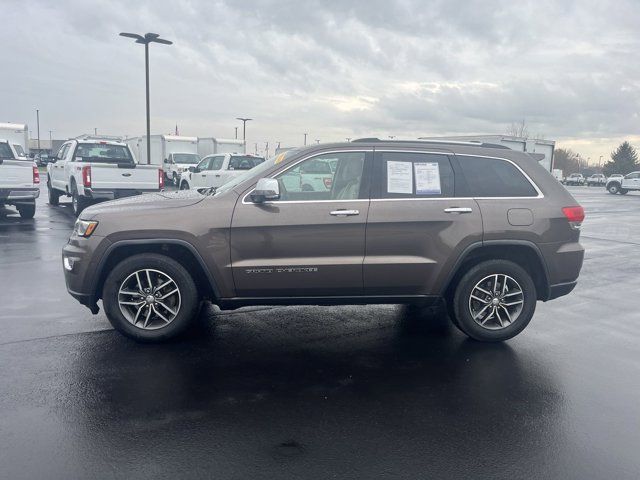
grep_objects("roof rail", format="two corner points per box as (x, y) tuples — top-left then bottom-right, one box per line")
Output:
(75, 134), (125, 142)
(352, 137), (510, 149)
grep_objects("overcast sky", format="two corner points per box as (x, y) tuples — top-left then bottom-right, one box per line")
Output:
(3, 0), (640, 162)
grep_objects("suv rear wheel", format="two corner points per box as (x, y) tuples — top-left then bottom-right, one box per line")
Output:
(102, 253), (200, 342)
(451, 260), (536, 342)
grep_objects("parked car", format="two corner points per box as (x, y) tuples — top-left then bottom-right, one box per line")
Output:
(565, 173), (585, 186)
(165, 153), (201, 186)
(586, 174), (606, 187)
(47, 138), (164, 216)
(0, 139), (39, 218)
(178, 154), (264, 191)
(606, 171), (640, 195)
(62, 139), (585, 343)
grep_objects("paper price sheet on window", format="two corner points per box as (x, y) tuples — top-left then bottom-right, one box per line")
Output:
(386, 161), (413, 194)
(414, 162), (441, 195)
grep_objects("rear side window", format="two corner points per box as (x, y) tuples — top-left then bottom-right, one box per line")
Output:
(228, 156), (262, 170)
(376, 152), (454, 198)
(0, 142), (13, 159)
(456, 156), (537, 197)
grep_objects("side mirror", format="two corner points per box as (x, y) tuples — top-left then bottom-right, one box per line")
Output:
(251, 178), (280, 203)
(188, 166), (199, 173)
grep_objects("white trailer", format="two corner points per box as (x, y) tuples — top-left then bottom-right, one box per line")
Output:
(126, 135), (200, 183)
(0, 123), (29, 155)
(197, 138), (245, 157)
(420, 135), (556, 172)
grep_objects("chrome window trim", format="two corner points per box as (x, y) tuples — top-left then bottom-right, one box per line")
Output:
(241, 148), (371, 205)
(241, 148), (544, 205)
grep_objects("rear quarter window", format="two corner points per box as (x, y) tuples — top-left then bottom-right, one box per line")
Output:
(456, 155), (538, 197)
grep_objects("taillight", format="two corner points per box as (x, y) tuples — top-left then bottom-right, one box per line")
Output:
(159, 169), (164, 189)
(82, 166), (91, 188)
(33, 166), (40, 184)
(562, 206), (584, 227)
(324, 178), (333, 189)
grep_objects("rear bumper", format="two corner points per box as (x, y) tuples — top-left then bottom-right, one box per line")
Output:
(0, 187), (40, 202)
(84, 188), (160, 200)
(546, 281), (578, 300)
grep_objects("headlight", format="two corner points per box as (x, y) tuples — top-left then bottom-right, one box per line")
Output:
(74, 219), (98, 237)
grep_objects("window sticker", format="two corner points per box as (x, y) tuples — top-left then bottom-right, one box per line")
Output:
(274, 153), (286, 164)
(387, 161), (413, 194)
(414, 162), (441, 195)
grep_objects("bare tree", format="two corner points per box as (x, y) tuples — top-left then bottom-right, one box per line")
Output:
(506, 119), (529, 139)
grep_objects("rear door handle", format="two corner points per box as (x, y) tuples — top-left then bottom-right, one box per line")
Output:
(444, 207), (473, 214)
(330, 209), (359, 216)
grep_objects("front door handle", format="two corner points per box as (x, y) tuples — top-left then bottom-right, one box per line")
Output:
(330, 209), (359, 216)
(444, 207), (473, 214)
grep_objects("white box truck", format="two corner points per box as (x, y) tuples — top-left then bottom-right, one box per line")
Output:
(197, 138), (245, 157)
(420, 135), (556, 171)
(0, 123), (29, 155)
(126, 135), (200, 185)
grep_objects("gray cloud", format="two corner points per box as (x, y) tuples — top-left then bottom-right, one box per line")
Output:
(2, 0), (640, 159)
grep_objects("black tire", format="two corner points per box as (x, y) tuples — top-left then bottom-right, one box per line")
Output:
(71, 183), (89, 217)
(608, 183), (620, 194)
(47, 176), (60, 206)
(17, 202), (36, 219)
(173, 172), (179, 186)
(102, 253), (200, 342)
(620, 189), (628, 195)
(179, 181), (190, 190)
(451, 260), (537, 342)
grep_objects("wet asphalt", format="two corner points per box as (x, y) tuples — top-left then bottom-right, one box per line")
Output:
(0, 185), (639, 479)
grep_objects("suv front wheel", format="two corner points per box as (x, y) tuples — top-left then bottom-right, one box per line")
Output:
(451, 260), (537, 342)
(102, 253), (200, 342)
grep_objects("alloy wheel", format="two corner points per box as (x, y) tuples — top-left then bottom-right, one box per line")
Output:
(118, 269), (182, 330)
(468, 274), (524, 330)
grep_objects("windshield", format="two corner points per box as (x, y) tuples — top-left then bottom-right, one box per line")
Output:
(173, 153), (200, 164)
(0, 142), (14, 159)
(214, 149), (301, 196)
(74, 143), (134, 164)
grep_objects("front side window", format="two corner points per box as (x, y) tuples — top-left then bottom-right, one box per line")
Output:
(73, 143), (134, 164)
(197, 157), (212, 170)
(275, 152), (366, 201)
(376, 152), (454, 198)
(456, 156), (538, 197)
(625, 172), (640, 179)
(210, 156), (224, 170)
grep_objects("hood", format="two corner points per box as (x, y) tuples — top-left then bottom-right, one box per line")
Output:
(81, 190), (206, 219)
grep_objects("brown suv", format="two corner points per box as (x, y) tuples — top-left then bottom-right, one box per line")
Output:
(62, 139), (585, 342)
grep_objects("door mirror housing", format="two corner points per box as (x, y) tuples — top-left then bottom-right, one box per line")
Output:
(251, 178), (280, 203)
(188, 166), (199, 173)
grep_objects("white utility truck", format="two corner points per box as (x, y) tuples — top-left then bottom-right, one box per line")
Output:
(0, 123), (29, 155)
(0, 139), (39, 218)
(197, 138), (245, 157)
(606, 172), (640, 195)
(178, 153), (264, 191)
(47, 137), (163, 216)
(126, 135), (199, 185)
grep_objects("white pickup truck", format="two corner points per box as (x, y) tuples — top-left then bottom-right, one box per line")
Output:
(0, 140), (40, 219)
(606, 171), (640, 195)
(178, 153), (264, 190)
(165, 152), (201, 186)
(47, 138), (164, 216)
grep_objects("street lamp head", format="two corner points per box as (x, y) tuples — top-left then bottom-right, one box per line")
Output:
(236, 117), (253, 122)
(120, 32), (173, 45)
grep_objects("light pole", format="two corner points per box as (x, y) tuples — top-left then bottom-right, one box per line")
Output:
(303, 133), (308, 146)
(235, 126), (238, 139)
(346, 137), (351, 142)
(94, 127), (98, 135)
(315, 139), (320, 144)
(36, 109), (41, 153)
(120, 32), (173, 164)
(236, 117), (252, 146)
(49, 130), (52, 151)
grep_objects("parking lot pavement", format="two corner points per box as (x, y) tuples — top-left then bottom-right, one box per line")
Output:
(1, 186), (639, 479)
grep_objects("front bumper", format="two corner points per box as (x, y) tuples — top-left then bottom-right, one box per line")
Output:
(0, 187), (40, 202)
(62, 235), (112, 314)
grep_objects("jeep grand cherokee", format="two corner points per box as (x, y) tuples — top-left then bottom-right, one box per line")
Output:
(62, 139), (585, 343)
